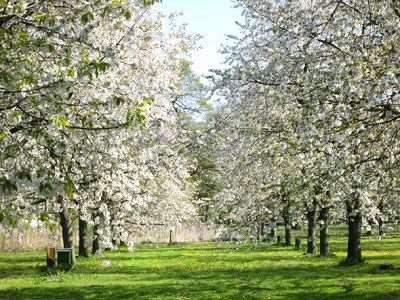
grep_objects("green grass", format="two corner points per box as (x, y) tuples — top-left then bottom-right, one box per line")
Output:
(1, 237), (400, 299)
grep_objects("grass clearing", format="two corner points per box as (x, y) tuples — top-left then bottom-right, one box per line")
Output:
(1, 237), (400, 299)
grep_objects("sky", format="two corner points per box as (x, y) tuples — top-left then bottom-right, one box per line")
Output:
(158, 0), (243, 76)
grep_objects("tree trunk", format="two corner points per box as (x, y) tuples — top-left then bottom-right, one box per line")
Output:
(270, 226), (276, 240)
(169, 229), (173, 245)
(58, 196), (72, 249)
(260, 222), (265, 240)
(365, 219), (373, 236)
(346, 191), (363, 264)
(319, 206), (329, 257)
(92, 213), (100, 255)
(295, 237), (301, 250)
(285, 224), (291, 246)
(111, 213), (119, 248)
(203, 205), (209, 223)
(270, 219), (276, 241)
(378, 217), (384, 238)
(283, 207), (292, 246)
(378, 200), (384, 238)
(306, 200), (317, 254)
(78, 217), (89, 257)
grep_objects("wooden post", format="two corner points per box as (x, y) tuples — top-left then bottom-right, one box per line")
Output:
(47, 247), (56, 267)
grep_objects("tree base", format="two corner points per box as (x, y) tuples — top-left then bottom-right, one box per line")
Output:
(340, 257), (365, 266)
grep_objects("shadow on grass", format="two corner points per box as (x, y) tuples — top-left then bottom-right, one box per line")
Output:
(1, 239), (400, 300)
(0, 256), (43, 264)
(0, 279), (399, 300)
(0, 284), (242, 300)
(287, 291), (400, 300)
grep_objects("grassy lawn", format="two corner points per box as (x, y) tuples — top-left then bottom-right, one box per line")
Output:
(1, 237), (400, 299)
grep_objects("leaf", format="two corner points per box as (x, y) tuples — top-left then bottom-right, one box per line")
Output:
(143, 97), (154, 105)
(40, 213), (49, 222)
(0, 177), (17, 194)
(97, 61), (110, 72)
(39, 182), (53, 196)
(198, 98), (211, 110)
(67, 68), (76, 78)
(83, 60), (110, 78)
(126, 97), (154, 128)
(0, 130), (8, 142)
(113, 96), (124, 106)
(81, 12), (94, 25)
(0, 70), (12, 83)
(3, 144), (19, 159)
(63, 177), (76, 198)
(51, 115), (71, 128)
(143, 0), (162, 6)
(48, 44), (55, 52)
(123, 10), (132, 20)
(17, 75), (38, 89)
(63, 57), (72, 66)
(33, 13), (47, 25)
(48, 17), (56, 27)
(16, 170), (31, 181)
(11, 111), (22, 123)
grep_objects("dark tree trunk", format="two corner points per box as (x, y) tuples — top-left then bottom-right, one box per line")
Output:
(78, 217), (89, 257)
(92, 224), (100, 254)
(92, 213), (100, 255)
(285, 225), (291, 246)
(346, 191), (363, 264)
(295, 237), (301, 250)
(111, 233), (118, 248)
(306, 200), (317, 254)
(270, 219), (276, 241)
(270, 226), (276, 240)
(366, 219), (373, 236)
(283, 207), (292, 246)
(378, 200), (384, 238)
(256, 222), (264, 241)
(260, 222), (265, 239)
(319, 206), (329, 257)
(203, 205), (209, 223)
(378, 218), (384, 237)
(269, 227), (276, 240)
(58, 196), (72, 249)
(109, 210), (117, 249)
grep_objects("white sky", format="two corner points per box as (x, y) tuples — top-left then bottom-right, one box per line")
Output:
(158, 0), (243, 76)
